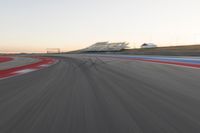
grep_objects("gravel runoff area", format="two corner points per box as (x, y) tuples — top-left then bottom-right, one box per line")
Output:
(0, 56), (40, 70)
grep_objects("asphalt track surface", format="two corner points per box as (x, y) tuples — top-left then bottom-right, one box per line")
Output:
(1, 55), (200, 133)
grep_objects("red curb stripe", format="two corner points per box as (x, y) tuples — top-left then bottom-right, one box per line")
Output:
(133, 58), (200, 68)
(114, 57), (200, 68)
(0, 57), (13, 63)
(0, 57), (56, 78)
(100, 56), (200, 69)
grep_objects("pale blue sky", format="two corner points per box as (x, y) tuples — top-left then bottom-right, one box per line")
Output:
(0, 0), (200, 52)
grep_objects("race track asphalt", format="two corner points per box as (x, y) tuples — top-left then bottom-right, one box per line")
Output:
(1, 55), (200, 133)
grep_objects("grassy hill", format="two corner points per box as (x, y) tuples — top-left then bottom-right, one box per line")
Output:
(121, 44), (200, 56)
(62, 44), (200, 56)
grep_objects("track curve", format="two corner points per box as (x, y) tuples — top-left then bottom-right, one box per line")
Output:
(0, 55), (200, 133)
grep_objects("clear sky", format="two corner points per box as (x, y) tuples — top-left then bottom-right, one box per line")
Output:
(1, 0), (200, 53)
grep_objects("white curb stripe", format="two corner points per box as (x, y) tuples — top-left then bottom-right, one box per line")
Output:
(40, 64), (50, 67)
(15, 69), (36, 74)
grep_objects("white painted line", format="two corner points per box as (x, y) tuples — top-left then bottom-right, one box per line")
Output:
(15, 69), (36, 74)
(40, 64), (50, 67)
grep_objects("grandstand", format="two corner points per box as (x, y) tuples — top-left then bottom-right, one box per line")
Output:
(83, 42), (129, 52)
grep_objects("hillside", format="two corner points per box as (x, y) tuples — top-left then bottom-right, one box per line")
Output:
(121, 44), (200, 56)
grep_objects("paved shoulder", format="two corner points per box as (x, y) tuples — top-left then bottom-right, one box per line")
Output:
(0, 56), (39, 70)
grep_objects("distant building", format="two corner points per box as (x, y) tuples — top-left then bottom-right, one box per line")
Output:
(83, 42), (129, 52)
(141, 43), (157, 48)
(46, 48), (61, 53)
